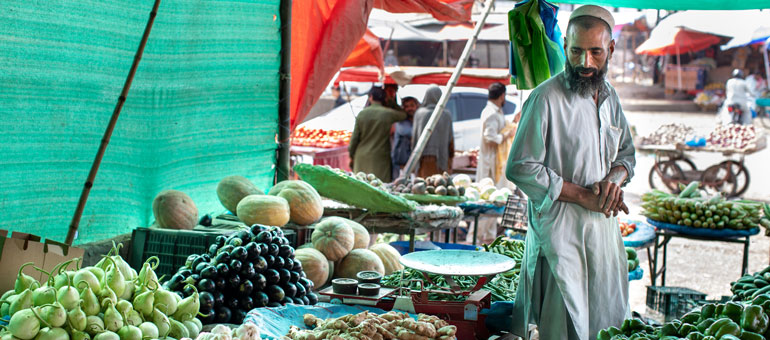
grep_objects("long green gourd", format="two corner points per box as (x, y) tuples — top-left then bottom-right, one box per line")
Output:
(293, 164), (417, 213)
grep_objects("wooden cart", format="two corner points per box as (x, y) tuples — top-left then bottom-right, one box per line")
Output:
(641, 137), (766, 197)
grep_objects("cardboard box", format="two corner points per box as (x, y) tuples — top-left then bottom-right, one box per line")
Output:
(0, 230), (84, 293)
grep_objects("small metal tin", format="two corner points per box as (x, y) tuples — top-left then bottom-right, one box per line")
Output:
(357, 283), (381, 296)
(332, 278), (359, 295)
(356, 271), (383, 284)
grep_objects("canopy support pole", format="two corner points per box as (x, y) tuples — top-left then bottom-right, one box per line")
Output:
(402, 0), (495, 178)
(676, 44), (682, 91)
(276, 0), (292, 183)
(65, 0), (161, 245)
(763, 42), (770, 90)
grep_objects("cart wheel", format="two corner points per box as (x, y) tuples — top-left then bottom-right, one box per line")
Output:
(675, 157), (697, 171)
(700, 161), (750, 198)
(648, 160), (686, 193)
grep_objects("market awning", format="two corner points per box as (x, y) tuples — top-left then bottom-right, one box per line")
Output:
(723, 26), (770, 50)
(334, 66), (511, 88)
(290, 0), (472, 132)
(635, 27), (723, 56)
(342, 29), (384, 70)
(369, 22), (441, 42)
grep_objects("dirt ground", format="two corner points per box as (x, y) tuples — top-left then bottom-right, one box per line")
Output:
(616, 82), (770, 321)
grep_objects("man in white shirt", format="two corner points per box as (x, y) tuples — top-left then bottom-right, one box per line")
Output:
(476, 82), (514, 183)
(721, 69), (753, 125)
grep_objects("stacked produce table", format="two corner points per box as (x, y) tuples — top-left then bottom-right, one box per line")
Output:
(291, 146), (351, 172)
(639, 123), (766, 197)
(459, 201), (506, 246)
(648, 224), (757, 287)
(641, 184), (769, 287)
(318, 202), (464, 253)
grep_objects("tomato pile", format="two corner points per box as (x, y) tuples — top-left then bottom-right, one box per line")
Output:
(619, 220), (636, 237)
(291, 127), (351, 148)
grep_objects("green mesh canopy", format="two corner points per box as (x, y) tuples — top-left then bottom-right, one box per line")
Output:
(556, 0), (770, 10)
(0, 0), (281, 244)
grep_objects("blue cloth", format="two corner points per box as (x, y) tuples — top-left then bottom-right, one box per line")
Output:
(628, 266), (643, 281)
(622, 219), (656, 248)
(459, 202), (506, 215)
(391, 120), (412, 166)
(244, 303), (408, 339)
(647, 218), (760, 238)
(482, 301), (514, 334)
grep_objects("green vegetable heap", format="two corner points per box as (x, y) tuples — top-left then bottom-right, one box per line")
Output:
(598, 265), (770, 340)
(627, 247), (640, 273)
(641, 182), (770, 230)
(381, 236), (524, 302)
(0, 243), (202, 340)
(731, 267), (770, 302)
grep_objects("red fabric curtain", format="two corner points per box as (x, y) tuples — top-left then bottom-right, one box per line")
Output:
(290, 0), (472, 131)
(342, 29), (384, 69)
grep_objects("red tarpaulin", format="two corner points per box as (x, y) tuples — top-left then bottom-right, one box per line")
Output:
(635, 27), (722, 56)
(342, 29), (384, 69)
(335, 66), (511, 88)
(290, 0), (472, 131)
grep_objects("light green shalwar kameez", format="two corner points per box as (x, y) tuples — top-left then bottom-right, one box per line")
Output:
(349, 103), (406, 183)
(506, 72), (636, 340)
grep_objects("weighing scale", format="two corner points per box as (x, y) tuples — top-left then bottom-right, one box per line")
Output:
(396, 250), (516, 340)
(318, 250), (515, 340)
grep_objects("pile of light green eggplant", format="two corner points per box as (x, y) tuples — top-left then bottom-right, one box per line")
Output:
(641, 182), (770, 230)
(597, 266), (770, 340)
(0, 244), (202, 340)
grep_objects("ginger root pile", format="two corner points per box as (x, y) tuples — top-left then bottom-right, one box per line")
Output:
(283, 311), (458, 340)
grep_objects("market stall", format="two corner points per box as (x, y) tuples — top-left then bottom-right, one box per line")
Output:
(640, 182), (768, 288)
(639, 123), (767, 197)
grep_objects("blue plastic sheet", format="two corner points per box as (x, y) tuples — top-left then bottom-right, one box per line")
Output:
(647, 218), (759, 238)
(628, 266), (644, 281)
(482, 301), (513, 334)
(622, 219), (656, 248)
(459, 202), (506, 215)
(244, 303), (414, 339)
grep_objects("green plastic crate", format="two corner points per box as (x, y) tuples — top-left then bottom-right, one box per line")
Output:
(129, 228), (228, 279)
(129, 227), (298, 279)
(646, 286), (707, 321)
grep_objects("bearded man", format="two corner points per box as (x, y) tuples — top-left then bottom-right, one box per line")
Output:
(505, 5), (636, 340)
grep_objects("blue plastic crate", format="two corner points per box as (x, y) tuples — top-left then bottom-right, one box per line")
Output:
(389, 241), (480, 255)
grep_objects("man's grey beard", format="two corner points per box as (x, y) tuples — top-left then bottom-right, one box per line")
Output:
(565, 57), (609, 97)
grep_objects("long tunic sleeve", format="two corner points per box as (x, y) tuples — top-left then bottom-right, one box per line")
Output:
(610, 100), (636, 186)
(506, 90), (563, 214)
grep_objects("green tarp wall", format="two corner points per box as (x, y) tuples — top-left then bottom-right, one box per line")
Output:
(557, 0), (770, 10)
(0, 0), (282, 244)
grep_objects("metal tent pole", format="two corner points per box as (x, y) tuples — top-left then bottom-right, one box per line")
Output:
(763, 42), (770, 89)
(65, 0), (162, 245)
(402, 0), (496, 177)
(276, 0), (292, 183)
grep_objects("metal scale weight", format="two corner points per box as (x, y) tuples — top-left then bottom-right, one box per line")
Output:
(320, 250), (516, 340)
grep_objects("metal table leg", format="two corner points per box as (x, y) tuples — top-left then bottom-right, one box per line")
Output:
(651, 233), (660, 286)
(662, 235), (669, 287)
(646, 246), (655, 286)
(409, 229), (416, 253)
(453, 226), (458, 243)
(472, 214), (479, 246)
(444, 229), (450, 243)
(743, 236), (750, 276)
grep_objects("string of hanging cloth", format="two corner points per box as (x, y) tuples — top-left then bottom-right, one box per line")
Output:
(508, 0), (566, 90)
